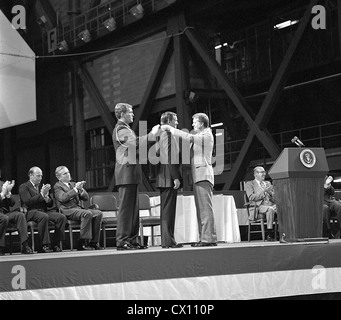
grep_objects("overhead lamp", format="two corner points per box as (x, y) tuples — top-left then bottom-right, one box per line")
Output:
(274, 19), (299, 30)
(211, 123), (224, 128)
(57, 40), (69, 52)
(103, 17), (117, 31)
(37, 15), (47, 27)
(78, 29), (92, 43)
(129, 4), (144, 19)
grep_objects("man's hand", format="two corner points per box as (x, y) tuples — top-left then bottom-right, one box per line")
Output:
(7, 180), (15, 192)
(41, 184), (51, 197)
(75, 181), (86, 191)
(174, 179), (181, 190)
(161, 124), (171, 132)
(1, 181), (9, 198)
(151, 124), (161, 136)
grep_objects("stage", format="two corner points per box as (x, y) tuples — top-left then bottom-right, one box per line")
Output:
(1, 239), (341, 300)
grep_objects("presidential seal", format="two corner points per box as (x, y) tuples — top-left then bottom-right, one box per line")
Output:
(300, 149), (316, 168)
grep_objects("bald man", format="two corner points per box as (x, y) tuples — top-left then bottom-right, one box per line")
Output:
(245, 166), (276, 241)
(19, 166), (67, 253)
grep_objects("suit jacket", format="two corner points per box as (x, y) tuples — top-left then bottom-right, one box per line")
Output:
(156, 131), (182, 188)
(19, 181), (54, 212)
(53, 181), (89, 211)
(170, 127), (214, 185)
(112, 120), (150, 186)
(0, 181), (16, 213)
(324, 185), (337, 206)
(245, 179), (275, 220)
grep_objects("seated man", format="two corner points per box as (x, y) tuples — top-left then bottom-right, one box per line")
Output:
(323, 175), (341, 238)
(19, 167), (67, 252)
(0, 179), (33, 255)
(53, 166), (103, 251)
(245, 166), (276, 241)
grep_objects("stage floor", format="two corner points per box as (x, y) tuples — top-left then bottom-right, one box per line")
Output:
(1, 239), (341, 300)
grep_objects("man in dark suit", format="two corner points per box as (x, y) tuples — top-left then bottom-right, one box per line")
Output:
(112, 102), (160, 250)
(161, 113), (218, 247)
(53, 166), (103, 251)
(323, 175), (341, 238)
(19, 167), (67, 253)
(156, 112), (182, 249)
(0, 179), (33, 255)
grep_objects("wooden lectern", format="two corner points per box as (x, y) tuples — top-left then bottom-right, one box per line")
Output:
(268, 148), (329, 242)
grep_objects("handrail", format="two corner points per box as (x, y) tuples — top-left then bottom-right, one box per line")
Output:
(221, 121), (341, 167)
(55, 0), (175, 51)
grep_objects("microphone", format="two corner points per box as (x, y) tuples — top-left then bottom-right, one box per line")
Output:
(291, 136), (305, 147)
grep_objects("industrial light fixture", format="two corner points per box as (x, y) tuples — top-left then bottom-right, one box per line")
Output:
(211, 123), (224, 128)
(274, 19), (299, 30)
(78, 29), (92, 42)
(103, 17), (117, 31)
(129, 4), (144, 19)
(37, 15), (47, 27)
(57, 40), (69, 52)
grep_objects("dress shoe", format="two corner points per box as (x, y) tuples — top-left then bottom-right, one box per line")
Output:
(53, 245), (62, 252)
(162, 244), (183, 249)
(77, 244), (94, 251)
(117, 243), (136, 251)
(266, 234), (275, 242)
(191, 242), (217, 247)
(21, 243), (33, 254)
(89, 242), (104, 250)
(41, 245), (53, 253)
(130, 243), (148, 249)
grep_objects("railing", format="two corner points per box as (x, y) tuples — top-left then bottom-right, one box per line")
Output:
(86, 121), (341, 189)
(49, 0), (175, 54)
(215, 1), (341, 85)
(222, 121), (341, 169)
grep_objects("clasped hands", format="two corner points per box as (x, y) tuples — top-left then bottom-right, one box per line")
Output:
(1, 180), (15, 198)
(40, 184), (51, 198)
(75, 181), (86, 192)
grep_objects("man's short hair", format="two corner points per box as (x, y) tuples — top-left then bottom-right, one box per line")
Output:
(55, 166), (67, 178)
(253, 166), (265, 174)
(28, 167), (39, 176)
(193, 113), (209, 128)
(114, 103), (132, 120)
(160, 112), (177, 125)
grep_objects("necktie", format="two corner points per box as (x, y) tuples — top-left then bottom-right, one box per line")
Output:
(260, 181), (266, 189)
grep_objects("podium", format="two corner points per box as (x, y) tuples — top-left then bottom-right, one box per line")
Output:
(268, 148), (329, 242)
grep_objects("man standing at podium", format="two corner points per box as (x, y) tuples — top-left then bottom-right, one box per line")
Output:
(245, 166), (277, 241)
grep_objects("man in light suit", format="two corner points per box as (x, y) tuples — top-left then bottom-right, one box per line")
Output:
(53, 166), (103, 251)
(156, 112), (182, 249)
(162, 113), (217, 247)
(245, 166), (276, 241)
(112, 103), (160, 251)
(19, 167), (67, 253)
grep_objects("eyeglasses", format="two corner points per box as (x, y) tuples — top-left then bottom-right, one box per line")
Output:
(256, 171), (266, 174)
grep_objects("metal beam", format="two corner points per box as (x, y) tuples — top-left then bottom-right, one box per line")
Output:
(79, 65), (117, 134)
(37, 0), (60, 27)
(224, 0), (318, 189)
(71, 61), (86, 181)
(338, 0), (341, 54)
(109, 36), (174, 192)
(132, 36), (174, 131)
(184, 28), (280, 171)
(258, 0), (320, 129)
